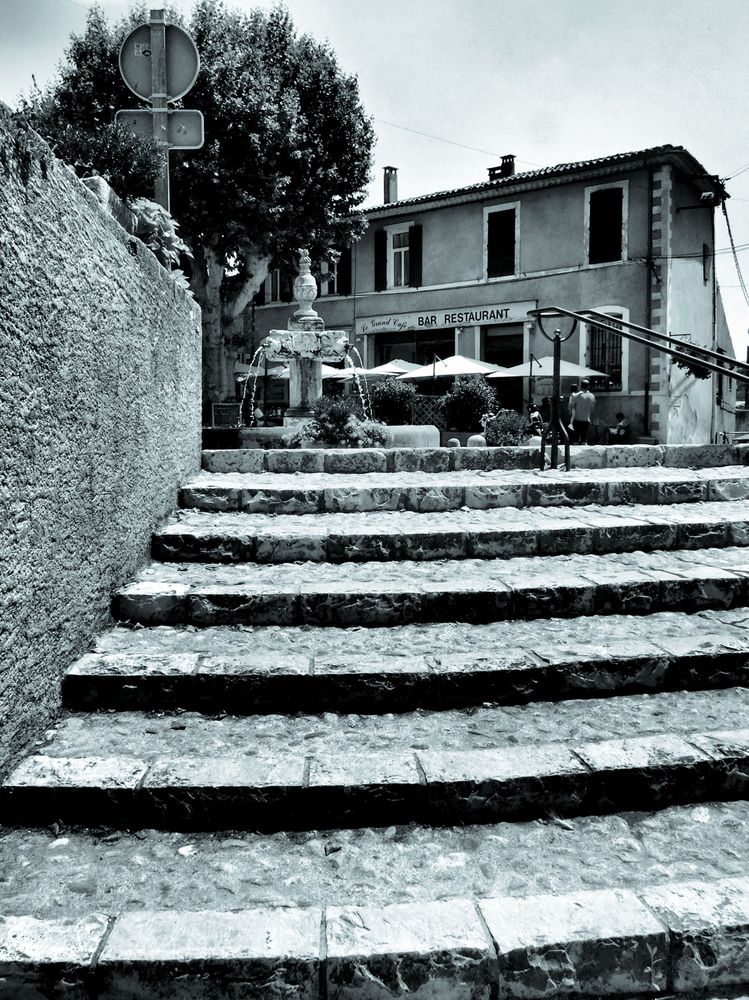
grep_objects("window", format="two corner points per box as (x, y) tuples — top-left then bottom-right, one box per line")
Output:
(587, 314), (623, 392)
(374, 225), (422, 290)
(390, 225), (410, 287)
(320, 259), (338, 296)
(586, 183), (626, 264)
(268, 268), (281, 302)
(485, 204), (518, 278)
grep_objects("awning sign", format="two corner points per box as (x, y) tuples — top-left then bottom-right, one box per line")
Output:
(355, 300), (536, 336)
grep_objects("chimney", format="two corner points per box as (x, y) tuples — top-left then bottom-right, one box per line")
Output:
(488, 154), (516, 181)
(383, 166), (398, 204)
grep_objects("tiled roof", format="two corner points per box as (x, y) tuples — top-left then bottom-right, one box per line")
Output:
(364, 144), (718, 215)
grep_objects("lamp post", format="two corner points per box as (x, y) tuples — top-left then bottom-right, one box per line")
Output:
(528, 309), (578, 471)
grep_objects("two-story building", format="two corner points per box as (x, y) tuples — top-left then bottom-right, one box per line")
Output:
(252, 145), (736, 443)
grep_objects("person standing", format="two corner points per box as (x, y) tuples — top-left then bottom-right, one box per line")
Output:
(570, 379), (596, 444)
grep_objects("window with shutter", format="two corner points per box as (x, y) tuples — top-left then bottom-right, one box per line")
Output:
(587, 313), (623, 391)
(587, 186), (625, 264)
(485, 205), (517, 278)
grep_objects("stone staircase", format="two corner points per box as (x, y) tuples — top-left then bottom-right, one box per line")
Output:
(5, 443), (749, 998)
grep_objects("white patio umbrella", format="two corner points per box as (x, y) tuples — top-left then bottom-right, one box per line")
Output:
(397, 354), (507, 381)
(272, 363), (344, 380)
(337, 358), (420, 381)
(487, 356), (608, 379)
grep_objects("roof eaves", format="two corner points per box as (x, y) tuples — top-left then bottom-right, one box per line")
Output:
(363, 145), (719, 218)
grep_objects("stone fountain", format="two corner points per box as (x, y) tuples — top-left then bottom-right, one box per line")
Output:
(261, 249), (351, 426)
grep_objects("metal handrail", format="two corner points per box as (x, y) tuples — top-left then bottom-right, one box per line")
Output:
(527, 306), (747, 471)
(531, 307), (749, 385)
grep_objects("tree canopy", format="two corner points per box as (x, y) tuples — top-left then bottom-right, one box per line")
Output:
(23, 1), (375, 404)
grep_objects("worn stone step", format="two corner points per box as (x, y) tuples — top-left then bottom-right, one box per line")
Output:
(4, 687), (749, 829)
(202, 441), (749, 475)
(4, 875), (749, 1000)
(3, 725), (749, 831)
(152, 500), (749, 564)
(63, 620), (749, 713)
(2, 800), (748, 921)
(179, 466), (749, 515)
(114, 546), (749, 627)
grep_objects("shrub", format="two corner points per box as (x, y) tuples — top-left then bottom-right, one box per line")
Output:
(350, 419), (394, 448)
(440, 376), (499, 431)
(369, 377), (417, 424)
(130, 198), (192, 285)
(482, 409), (531, 446)
(312, 395), (364, 442)
(283, 396), (392, 448)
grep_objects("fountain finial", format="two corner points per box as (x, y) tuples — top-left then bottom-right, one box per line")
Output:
(293, 247), (319, 321)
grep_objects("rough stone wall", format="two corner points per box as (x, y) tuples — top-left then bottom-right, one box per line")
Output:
(0, 107), (201, 774)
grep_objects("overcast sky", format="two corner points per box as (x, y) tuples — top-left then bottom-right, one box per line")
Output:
(3, 0), (749, 352)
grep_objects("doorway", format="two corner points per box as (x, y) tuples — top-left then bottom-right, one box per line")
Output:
(483, 324), (524, 413)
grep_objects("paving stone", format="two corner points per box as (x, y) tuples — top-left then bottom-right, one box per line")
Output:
(243, 488), (322, 515)
(202, 448), (266, 474)
(324, 449), (388, 474)
(96, 907), (321, 1000)
(308, 752), (423, 826)
(140, 755), (307, 830)
(453, 447), (536, 471)
(326, 898), (497, 1000)
(418, 744), (589, 822)
(114, 581), (190, 624)
(480, 887), (667, 998)
(574, 733), (716, 812)
(0, 913), (109, 1000)
(1, 755), (149, 826)
(641, 877), (749, 992)
(266, 449), (325, 473)
(390, 448), (451, 473)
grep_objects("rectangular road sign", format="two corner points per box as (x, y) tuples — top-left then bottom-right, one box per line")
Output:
(115, 109), (204, 149)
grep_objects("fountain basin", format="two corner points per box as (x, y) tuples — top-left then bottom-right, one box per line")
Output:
(239, 424), (440, 450)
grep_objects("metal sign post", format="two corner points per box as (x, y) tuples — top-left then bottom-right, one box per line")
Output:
(150, 10), (169, 210)
(117, 9), (202, 213)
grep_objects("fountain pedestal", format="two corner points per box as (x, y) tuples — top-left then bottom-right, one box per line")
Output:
(260, 250), (350, 427)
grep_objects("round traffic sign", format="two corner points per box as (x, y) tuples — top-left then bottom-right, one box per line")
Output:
(119, 23), (200, 102)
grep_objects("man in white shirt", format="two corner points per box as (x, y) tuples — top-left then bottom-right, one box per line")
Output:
(570, 379), (596, 444)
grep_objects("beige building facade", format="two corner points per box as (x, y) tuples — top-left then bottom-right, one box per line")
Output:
(251, 145), (736, 443)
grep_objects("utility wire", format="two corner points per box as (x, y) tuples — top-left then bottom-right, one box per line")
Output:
(373, 116), (541, 168)
(725, 160), (749, 181)
(721, 200), (749, 309)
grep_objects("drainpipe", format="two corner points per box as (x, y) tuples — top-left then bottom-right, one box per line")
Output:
(644, 167), (654, 436)
(710, 202), (718, 442)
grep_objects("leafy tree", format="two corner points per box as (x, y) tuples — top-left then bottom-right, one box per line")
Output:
(19, 4), (164, 200)
(21, 1), (374, 409)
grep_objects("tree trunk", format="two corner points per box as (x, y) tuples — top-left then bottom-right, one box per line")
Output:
(192, 243), (229, 410)
(191, 245), (271, 414)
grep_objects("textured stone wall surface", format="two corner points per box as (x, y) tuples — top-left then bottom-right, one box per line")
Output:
(0, 107), (201, 773)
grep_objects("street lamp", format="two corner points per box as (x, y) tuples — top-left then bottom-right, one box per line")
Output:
(528, 308), (578, 471)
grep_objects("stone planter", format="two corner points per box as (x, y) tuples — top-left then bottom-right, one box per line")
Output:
(388, 425), (440, 448)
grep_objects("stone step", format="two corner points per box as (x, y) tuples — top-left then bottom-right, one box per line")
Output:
(4, 687), (749, 829)
(3, 723), (749, 831)
(114, 546), (749, 627)
(6, 872), (749, 1000)
(63, 617), (749, 713)
(202, 441), (749, 475)
(2, 801), (747, 923)
(4, 874), (749, 1000)
(179, 465), (749, 515)
(152, 500), (749, 564)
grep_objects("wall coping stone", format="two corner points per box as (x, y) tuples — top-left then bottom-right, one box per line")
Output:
(202, 443), (749, 476)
